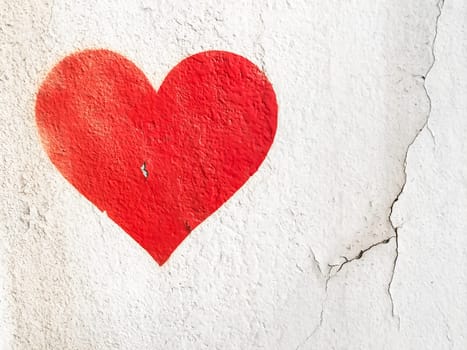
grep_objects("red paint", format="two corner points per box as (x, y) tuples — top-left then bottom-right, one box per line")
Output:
(36, 49), (277, 265)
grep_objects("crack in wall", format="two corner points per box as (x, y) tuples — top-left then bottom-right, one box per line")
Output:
(298, 1), (445, 347)
(296, 237), (396, 350)
(328, 237), (395, 276)
(255, 10), (266, 72)
(308, 246), (323, 276)
(295, 276), (329, 350)
(387, 0), (444, 323)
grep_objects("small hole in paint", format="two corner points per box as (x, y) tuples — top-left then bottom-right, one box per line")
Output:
(184, 221), (192, 233)
(140, 162), (148, 178)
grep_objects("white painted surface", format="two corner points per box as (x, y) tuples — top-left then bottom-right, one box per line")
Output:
(391, 1), (467, 348)
(0, 0), (465, 348)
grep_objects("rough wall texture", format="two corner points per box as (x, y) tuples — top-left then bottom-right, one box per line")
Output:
(0, 0), (465, 349)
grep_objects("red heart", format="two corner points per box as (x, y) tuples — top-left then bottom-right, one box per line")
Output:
(35, 49), (277, 265)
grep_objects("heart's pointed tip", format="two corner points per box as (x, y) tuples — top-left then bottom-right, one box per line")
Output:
(149, 249), (173, 267)
(154, 257), (168, 267)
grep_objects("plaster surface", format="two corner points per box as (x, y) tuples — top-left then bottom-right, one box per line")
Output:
(0, 0), (465, 349)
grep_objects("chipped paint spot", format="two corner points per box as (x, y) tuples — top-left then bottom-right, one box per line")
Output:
(140, 162), (148, 179)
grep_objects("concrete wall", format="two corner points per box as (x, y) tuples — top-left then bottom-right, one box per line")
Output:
(1, 0), (466, 348)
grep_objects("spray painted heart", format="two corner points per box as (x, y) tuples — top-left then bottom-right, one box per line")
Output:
(35, 49), (277, 265)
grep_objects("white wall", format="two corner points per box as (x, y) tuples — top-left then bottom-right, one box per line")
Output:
(1, 0), (466, 349)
